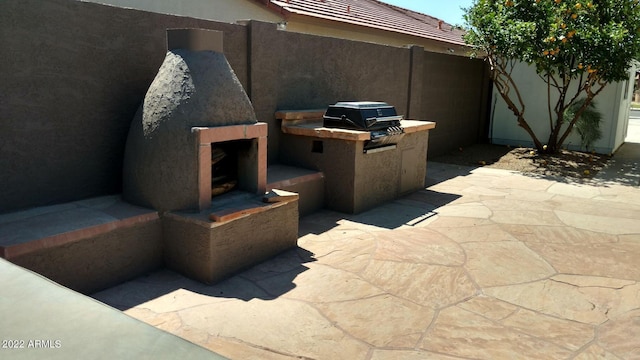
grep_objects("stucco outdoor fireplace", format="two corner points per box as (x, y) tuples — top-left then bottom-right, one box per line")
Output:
(122, 29), (297, 284)
(122, 29), (267, 212)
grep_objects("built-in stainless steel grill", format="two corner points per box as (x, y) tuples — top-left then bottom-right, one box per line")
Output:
(323, 101), (405, 150)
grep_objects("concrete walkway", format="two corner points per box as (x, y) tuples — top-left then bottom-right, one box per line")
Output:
(593, 115), (640, 187)
(595, 142), (640, 187)
(93, 151), (640, 359)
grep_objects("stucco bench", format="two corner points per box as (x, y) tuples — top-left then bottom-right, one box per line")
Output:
(267, 164), (324, 217)
(0, 195), (162, 294)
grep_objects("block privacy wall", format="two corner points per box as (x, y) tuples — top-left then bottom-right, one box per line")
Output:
(0, 0), (489, 214)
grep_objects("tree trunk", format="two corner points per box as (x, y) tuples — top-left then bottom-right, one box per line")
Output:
(546, 110), (564, 153)
(517, 116), (545, 151)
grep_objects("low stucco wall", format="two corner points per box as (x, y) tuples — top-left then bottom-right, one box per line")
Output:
(163, 197), (299, 284)
(10, 218), (162, 294)
(0, 195), (164, 295)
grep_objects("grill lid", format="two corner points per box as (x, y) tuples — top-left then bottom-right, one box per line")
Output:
(323, 101), (403, 130)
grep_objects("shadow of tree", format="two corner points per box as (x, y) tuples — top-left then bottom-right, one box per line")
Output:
(431, 143), (613, 185)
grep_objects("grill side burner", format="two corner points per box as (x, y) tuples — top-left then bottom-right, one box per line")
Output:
(323, 101), (405, 150)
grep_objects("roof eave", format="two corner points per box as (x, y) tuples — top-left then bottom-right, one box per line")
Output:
(249, 0), (468, 48)
(286, 9), (467, 47)
(248, 0), (291, 19)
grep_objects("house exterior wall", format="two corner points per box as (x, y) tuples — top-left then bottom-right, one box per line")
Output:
(284, 15), (467, 56)
(82, 0), (468, 56)
(0, 0), (488, 214)
(490, 62), (635, 154)
(80, 0), (282, 24)
(612, 66), (636, 149)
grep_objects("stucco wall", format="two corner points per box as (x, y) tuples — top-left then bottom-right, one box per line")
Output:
(421, 52), (492, 157)
(490, 62), (635, 154)
(0, 0), (248, 213)
(0, 0), (488, 213)
(248, 21), (412, 162)
(249, 23), (490, 161)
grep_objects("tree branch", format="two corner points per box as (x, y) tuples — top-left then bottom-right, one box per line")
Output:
(488, 55), (544, 149)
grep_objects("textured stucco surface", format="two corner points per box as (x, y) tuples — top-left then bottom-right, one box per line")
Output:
(10, 219), (163, 294)
(249, 21), (413, 163)
(163, 198), (299, 284)
(422, 51), (491, 157)
(122, 50), (256, 212)
(279, 130), (429, 214)
(0, 0), (248, 213)
(1, 0), (488, 213)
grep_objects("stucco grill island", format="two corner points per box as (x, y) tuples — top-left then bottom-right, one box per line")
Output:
(277, 104), (436, 214)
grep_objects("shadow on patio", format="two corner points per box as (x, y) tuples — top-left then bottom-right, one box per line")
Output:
(91, 160), (640, 359)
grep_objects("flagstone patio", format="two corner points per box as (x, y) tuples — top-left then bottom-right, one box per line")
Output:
(93, 159), (640, 360)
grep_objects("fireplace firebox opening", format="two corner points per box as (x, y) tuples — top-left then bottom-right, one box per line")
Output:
(211, 139), (254, 198)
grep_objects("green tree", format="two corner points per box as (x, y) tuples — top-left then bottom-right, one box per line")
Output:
(464, 0), (640, 153)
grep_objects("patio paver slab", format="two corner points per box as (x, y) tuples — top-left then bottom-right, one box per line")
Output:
(91, 161), (640, 359)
